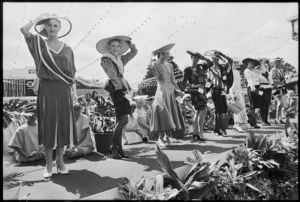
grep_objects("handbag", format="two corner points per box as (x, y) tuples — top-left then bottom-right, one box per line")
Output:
(227, 99), (244, 114)
(104, 79), (115, 94)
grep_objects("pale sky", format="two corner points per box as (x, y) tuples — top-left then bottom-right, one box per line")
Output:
(3, 2), (298, 89)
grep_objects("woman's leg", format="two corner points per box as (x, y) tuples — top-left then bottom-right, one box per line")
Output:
(56, 146), (67, 171)
(194, 110), (200, 134)
(198, 108), (207, 137)
(275, 95), (283, 122)
(113, 115), (128, 150)
(45, 147), (54, 173)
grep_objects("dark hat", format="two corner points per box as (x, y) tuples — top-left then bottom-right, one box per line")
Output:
(186, 50), (202, 58)
(242, 58), (260, 67)
(272, 57), (283, 62)
(22, 104), (37, 113)
(73, 102), (82, 111)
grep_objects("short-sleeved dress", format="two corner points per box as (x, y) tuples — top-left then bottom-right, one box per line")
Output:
(24, 34), (77, 148)
(182, 63), (211, 110)
(150, 62), (185, 132)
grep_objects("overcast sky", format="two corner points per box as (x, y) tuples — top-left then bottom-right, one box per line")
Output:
(3, 2), (298, 88)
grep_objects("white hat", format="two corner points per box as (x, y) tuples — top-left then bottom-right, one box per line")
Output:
(132, 95), (148, 101)
(96, 35), (131, 54)
(34, 14), (72, 38)
(152, 43), (175, 56)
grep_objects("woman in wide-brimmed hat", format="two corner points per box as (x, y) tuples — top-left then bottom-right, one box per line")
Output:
(148, 43), (185, 147)
(242, 58), (266, 128)
(21, 13), (77, 178)
(182, 50), (213, 141)
(97, 35), (138, 159)
(205, 50), (234, 137)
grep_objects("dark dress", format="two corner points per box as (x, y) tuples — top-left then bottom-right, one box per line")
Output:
(25, 34), (77, 148)
(182, 63), (212, 110)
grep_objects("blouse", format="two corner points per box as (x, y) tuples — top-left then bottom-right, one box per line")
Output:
(25, 33), (76, 83)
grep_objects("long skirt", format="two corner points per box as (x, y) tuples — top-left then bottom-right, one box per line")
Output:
(37, 80), (77, 148)
(212, 89), (227, 114)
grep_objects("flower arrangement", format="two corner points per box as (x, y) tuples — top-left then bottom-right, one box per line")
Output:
(117, 118), (298, 200)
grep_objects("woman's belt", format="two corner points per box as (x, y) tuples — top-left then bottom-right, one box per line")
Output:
(260, 83), (273, 89)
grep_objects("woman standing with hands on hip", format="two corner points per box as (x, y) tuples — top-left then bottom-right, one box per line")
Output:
(21, 13), (78, 178)
(148, 43), (185, 147)
(97, 35), (138, 159)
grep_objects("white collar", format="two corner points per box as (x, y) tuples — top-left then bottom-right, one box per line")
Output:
(101, 53), (124, 74)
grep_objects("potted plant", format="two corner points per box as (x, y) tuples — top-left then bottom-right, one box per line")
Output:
(89, 94), (116, 154)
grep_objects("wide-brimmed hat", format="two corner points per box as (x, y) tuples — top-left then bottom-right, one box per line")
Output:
(34, 14), (72, 38)
(242, 58), (260, 67)
(203, 50), (223, 60)
(186, 50), (203, 58)
(272, 57), (283, 62)
(152, 43), (175, 56)
(21, 104), (37, 116)
(96, 35), (131, 55)
(132, 95), (148, 101)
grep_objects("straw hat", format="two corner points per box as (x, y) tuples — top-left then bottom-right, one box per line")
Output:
(34, 14), (72, 38)
(204, 50), (223, 60)
(242, 58), (260, 67)
(152, 43), (175, 56)
(186, 50), (202, 58)
(96, 35), (131, 54)
(272, 57), (283, 62)
(132, 95), (148, 101)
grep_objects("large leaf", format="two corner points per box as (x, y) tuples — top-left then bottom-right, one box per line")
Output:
(187, 181), (208, 190)
(156, 144), (190, 199)
(257, 136), (267, 151)
(189, 181), (214, 199)
(246, 183), (261, 192)
(252, 134), (263, 150)
(245, 130), (256, 148)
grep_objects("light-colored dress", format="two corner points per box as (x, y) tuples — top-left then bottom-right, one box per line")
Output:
(150, 62), (185, 132)
(229, 69), (248, 124)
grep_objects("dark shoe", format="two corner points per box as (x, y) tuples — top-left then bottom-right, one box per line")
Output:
(262, 122), (268, 126)
(142, 137), (148, 142)
(265, 122), (271, 126)
(214, 130), (222, 136)
(221, 130), (228, 137)
(117, 149), (130, 158)
(109, 149), (122, 159)
(275, 120), (279, 124)
(253, 124), (260, 129)
(280, 120), (285, 124)
(193, 134), (207, 141)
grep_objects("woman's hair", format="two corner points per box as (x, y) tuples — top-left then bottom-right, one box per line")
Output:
(157, 53), (161, 59)
(45, 18), (61, 26)
(108, 38), (122, 46)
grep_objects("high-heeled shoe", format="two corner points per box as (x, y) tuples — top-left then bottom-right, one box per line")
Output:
(280, 120), (285, 124)
(275, 120), (279, 124)
(193, 133), (207, 141)
(214, 130), (222, 136)
(265, 122), (271, 126)
(158, 139), (166, 147)
(43, 167), (52, 178)
(221, 130), (228, 137)
(117, 148), (130, 158)
(252, 124), (260, 129)
(236, 126), (245, 133)
(109, 149), (122, 159)
(56, 161), (69, 175)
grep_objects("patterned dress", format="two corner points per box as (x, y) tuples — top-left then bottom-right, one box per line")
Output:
(182, 63), (212, 110)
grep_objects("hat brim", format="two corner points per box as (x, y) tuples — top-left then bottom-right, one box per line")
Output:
(204, 50), (223, 60)
(34, 16), (72, 38)
(186, 50), (202, 58)
(133, 95), (148, 100)
(242, 58), (260, 67)
(153, 43), (175, 56)
(96, 35), (131, 55)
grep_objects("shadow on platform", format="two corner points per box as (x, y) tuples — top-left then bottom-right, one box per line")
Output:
(51, 169), (123, 199)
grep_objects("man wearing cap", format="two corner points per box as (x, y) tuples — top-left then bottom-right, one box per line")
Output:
(8, 106), (45, 163)
(206, 51), (233, 137)
(182, 50), (213, 140)
(243, 58), (266, 128)
(98, 35), (138, 159)
(270, 57), (286, 124)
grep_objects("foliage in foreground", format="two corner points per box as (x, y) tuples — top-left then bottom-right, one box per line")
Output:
(118, 118), (298, 200)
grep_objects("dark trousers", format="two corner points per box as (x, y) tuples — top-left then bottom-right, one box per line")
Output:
(212, 88), (227, 132)
(260, 88), (272, 123)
